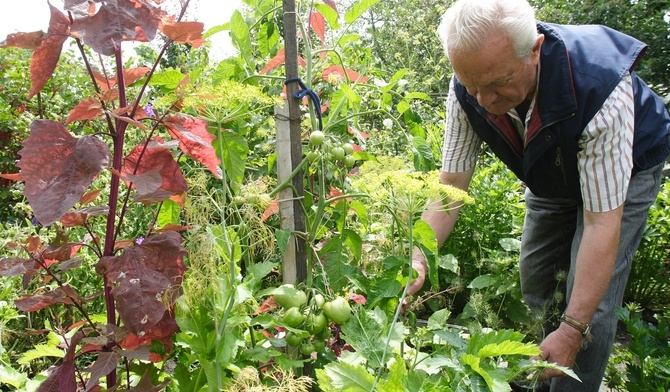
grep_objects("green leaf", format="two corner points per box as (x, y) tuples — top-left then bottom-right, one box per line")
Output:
(276, 229), (291, 255)
(468, 274), (499, 289)
(315, 3), (340, 30)
(405, 92), (431, 101)
(377, 357), (407, 392)
(413, 219), (437, 255)
(344, 0), (382, 24)
(148, 68), (186, 93)
(316, 362), (375, 392)
(157, 198), (180, 228)
(341, 307), (405, 369)
(348, 200), (369, 227)
(427, 308), (451, 331)
(499, 238), (521, 252)
(257, 22), (279, 58)
(343, 228), (363, 261)
(477, 341), (540, 358)
(382, 69), (408, 93)
(439, 254), (459, 274)
(229, 10), (252, 62)
(214, 131), (249, 192)
(17, 344), (64, 364)
(411, 136), (433, 172)
(0, 365), (27, 388)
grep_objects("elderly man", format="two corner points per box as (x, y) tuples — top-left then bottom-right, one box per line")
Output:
(408, 0), (670, 390)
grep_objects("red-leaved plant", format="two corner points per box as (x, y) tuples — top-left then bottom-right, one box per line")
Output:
(0, 0), (217, 390)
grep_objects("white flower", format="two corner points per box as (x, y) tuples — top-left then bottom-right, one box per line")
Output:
(383, 118), (393, 128)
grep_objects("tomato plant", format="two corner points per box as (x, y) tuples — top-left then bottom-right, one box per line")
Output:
(323, 297), (352, 324)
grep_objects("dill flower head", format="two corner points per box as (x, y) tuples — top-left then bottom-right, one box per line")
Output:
(350, 156), (474, 216)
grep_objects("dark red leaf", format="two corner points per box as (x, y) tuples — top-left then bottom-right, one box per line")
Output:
(160, 21), (204, 48)
(324, 0), (338, 11)
(322, 65), (369, 83)
(79, 189), (102, 205)
(57, 258), (84, 272)
(310, 12), (326, 43)
(66, 97), (103, 124)
(260, 49), (306, 75)
(61, 206), (110, 227)
(121, 142), (187, 203)
(0, 257), (31, 277)
(164, 114), (222, 179)
(0, 31), (45, 50)
(85, 351), (120, 391)
(17, 120), (111, 226)
(42, 243), (81, 261)
(28, 3), (71, 98)
(14, 293), (58, 312)
(95, 232), (186, 335)
(68, 0), (163, 56)
(119, 314), (179, 363)
(0, 173), (24, 181)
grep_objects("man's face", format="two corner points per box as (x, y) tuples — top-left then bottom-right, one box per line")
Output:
(450, 33), (543, 116)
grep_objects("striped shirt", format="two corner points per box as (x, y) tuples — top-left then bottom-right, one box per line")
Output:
(441, 73), (635, 212)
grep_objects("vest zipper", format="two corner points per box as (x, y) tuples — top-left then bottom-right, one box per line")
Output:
(555, 147), (569, 186)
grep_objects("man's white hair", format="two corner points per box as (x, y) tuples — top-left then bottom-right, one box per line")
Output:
(437, 0), (538, 60)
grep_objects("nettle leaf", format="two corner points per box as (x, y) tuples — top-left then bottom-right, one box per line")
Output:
(29, 3), (71, 98)
(18, 120), (111, 227)
(477, 341), (540, 358)
(95, 231), (187, 336)
(164, 114), (222, 179)
(67, 0), (162, 56)
(121, 141), (187, 204)
(341, 307), (405, 369)
(17, 344), (64, 364)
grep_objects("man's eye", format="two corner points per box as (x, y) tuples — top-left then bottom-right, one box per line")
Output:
(493, 79), (509, 87)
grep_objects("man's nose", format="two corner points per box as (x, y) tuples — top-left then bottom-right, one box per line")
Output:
(476, 87), (497, 108)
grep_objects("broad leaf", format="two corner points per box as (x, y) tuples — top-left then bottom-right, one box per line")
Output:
(164, 114), (222, 179)
(310, 11), (326, 43)
(229, 10), (252, 62)
(214, 131), (249, 190)
(316, 362), (375, 392)
(121, 141), (188, 204)
(85, 352), (120, 391)
(18, 120), (110, 227)
(67, 0), (162, 56)
(340, 307), (405, 369)
(66, 97), (103, 124)
(160, 21), (205, 48)
(95, 231), (187, 336)
(0, 31), (45, 50)
(29, 3), (70, 98)
(314, 3), (340, 30)
(344, 0), (381, 24)
(377, 357), (407, 392)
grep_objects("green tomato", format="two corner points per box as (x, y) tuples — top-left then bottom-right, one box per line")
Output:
(331, 147), (346, 160)
(273, 284), (307, 309)
(283, 307), (306, 328)
(309, 131), (325, 146)
(312, 340), (326, 352)
(286, 332), (302, 347)
(307, 151), (320, 162)
(323, 297), (352, 324)
(343, 155), (356, 168)
(343, 143), (355, 155)
(300, 342), (315, 356)
(311, 293), (325, 309)
(305, 312), (328, 335)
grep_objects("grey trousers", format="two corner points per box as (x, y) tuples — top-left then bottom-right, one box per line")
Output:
(519, 162), (665, 392)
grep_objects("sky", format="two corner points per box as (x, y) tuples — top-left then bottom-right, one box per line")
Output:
(0, 0), (242, 60)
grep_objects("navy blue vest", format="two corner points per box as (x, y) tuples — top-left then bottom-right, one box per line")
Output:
(454, 22), (670, 200)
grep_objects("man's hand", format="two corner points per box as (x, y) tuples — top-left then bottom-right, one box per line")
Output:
(536, 323), (583, 381)
(407, 254), (427, 296)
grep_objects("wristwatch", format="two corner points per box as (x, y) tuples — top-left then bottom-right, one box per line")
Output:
(560, 313), (592, 337)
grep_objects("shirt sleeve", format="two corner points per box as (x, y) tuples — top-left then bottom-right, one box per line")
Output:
(577, 73), (635, 212)
(441, 79), (482, 173)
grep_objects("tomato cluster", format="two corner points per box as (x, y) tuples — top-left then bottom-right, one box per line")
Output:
(272, 284), (352, 357)
(306, 131), (357, 169)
